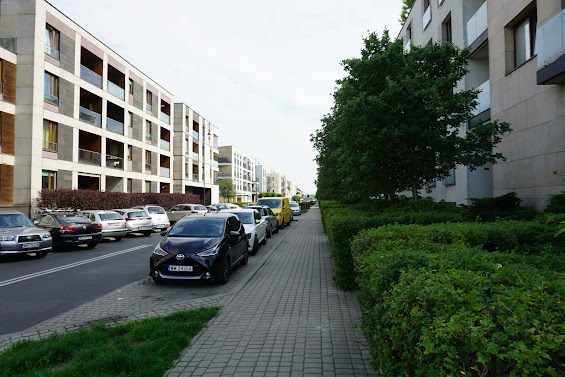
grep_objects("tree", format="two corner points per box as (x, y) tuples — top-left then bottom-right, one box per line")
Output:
(311, 30), (511, 201)
(219, 179), (237, 202)
(400, 0), (415, 24)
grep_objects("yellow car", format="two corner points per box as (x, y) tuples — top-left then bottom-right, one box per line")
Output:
(256, 197), (292, 228)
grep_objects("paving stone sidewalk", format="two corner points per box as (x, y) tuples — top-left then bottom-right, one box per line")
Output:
(165, 207), (376, 377)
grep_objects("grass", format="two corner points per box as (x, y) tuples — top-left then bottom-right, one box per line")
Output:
(301, 208), (309, 214)
(0, 307), (220, 377)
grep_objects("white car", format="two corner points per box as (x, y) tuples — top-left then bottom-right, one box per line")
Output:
(221, 208), (267, 254)
(132, 205), (170, 231)
(79, 210), (128, 241)
(290, 201), (301, 216)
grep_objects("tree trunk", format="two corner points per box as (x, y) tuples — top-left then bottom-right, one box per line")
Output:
(411, 182), (419, 200)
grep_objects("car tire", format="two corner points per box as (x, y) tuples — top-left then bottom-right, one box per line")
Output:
(241, 250), (249, 266)
(35, 251), (48, 258)
(86, 242), (97, 249)
(260, 232), (267, 245)
(143, 231), (152, 237)
(250, 236), (259, 255)
(267, 226), (273, 238)
(218, 256), (231, 284)
(152, 275), (163, 284)
(114, 236), (123, 241)
(275, 223), (280, 233)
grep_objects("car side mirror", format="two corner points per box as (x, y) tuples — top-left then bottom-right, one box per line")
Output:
(160, 230), (168, 237)
(33, 221), (39, 225)
(255, 219), (261, 224)
(229, 231), (240, 237)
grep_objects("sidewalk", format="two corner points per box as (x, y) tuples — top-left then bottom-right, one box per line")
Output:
(165, 207), (375, 377)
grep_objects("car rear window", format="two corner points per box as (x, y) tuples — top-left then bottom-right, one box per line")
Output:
(99, 213), (123, 221)
(194, 205), (206, 211)
(257, 199), (281, 209)
(58, 217), (91, 224)
(147, 207), (166, 214)
(128, 211), (148, 218)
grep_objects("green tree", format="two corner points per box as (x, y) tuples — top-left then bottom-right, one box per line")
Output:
(219, 179), (237, 202)
(311, 30), (511, 201)
(400, 0), (415, 24)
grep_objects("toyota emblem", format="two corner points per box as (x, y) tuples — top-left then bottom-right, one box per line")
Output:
(175, 254), (186, 261)
(83, 226), (87, 230)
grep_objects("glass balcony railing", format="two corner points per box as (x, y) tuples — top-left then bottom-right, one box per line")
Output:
(160, 112), (170, 124)
(78, 148), (101, 165)
(537, 9), (565, 70)
(422, 6), (431, 29)
(145, 133), (152, 141)
(192, 152), (199, 162)
(218, 158), (231, 164)
(466, 1), (488, 47)
(80, 65), (102, 88)
(193, 174), (199, 182)
(107, 80), (125, 100)
(192, 130), (199, 140)
(160, 139), (170, 151)
(44, 44), (59, 60)
(146, 103), (152, 111)
(213, 137), (219, 150)
(42, 140), (58, 152)
(160, 167), (170, 178)
(44, 93), (59, 106)
(106, 155), (123, 169)
(145, 163), (151, 171)
(79, 106), (102, 127)
(106, 117), (124, 135)
(472, 80), (490, 116)
(213, 161), (219, 168)
(0, 30), (15, 53)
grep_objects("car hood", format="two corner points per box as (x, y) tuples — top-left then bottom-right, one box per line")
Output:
(161, 236), (221, 255)
(0, 226), (47, 236)
(242, 224), (256, 233)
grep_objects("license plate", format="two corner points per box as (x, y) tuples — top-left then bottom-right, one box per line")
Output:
(168, 265), (193, 272)
(110, 223), (121, 227)
(137, 226), (151, 230)
(78, 236), (92, 240)
(21, 243), (39, 249)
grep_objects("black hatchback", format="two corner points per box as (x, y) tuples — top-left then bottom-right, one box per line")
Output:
(33, 213), (103, 249)
(150, 213), (248, 284)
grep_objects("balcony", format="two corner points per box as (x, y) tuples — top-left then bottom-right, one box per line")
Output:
(192, 152), (199, 162)
(160, 139), (170, 151)
(44, 44), (59, 60)
(106, 155), (123, 169)
(422, 6), (431, 30)
(213, 161), (219, 168)
(42, 140), (58, 152)
(160, 167), (170, 178)
(107, 80), (125, 100)
(78, 148), (101, 165)
(537, 9), (565, 85)
(218, 158), (231, 164)
(472, 80), (490, 116)
(146, 103), (152, 111)
(145, 133), (152, 141)
(160, 112), (170, 124)
(80, 65), (102, 88)
(44, 93), (59, 106)
(466, 1), (488, 47)
(404, 39), (411, 53)
(106, 117), (124, 135)
(0, 30), (16, 54)
(192, 130), (199, 140)
(79, 106), (102, 127)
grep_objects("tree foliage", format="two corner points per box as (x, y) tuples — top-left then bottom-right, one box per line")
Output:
(219, 179), (237, 201)
(400, 0), (415, 24)
(311, 31), (511, 202)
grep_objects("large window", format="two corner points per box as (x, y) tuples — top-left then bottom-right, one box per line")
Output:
(145, 150), (151, 170)
(127, 145), (133, 161)
(145, 181), (151, 192)
(127, 178), (132, 193)
(145, 120), (152, 140)
(42, 170), (56, 189)
(128, 79), (134, 95)
(42, 120), (57, 152)
(44, 72), (59, 106)
(514, 11), (537, 67)
(45, 24), (60, 59)
(146, 90), (152, 111)
(127, 111), (133, 128)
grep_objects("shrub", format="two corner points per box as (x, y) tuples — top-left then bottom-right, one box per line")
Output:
(460, 192), (539, 221)
(37, 189), (199, 212)
(545, 192), (565, 213)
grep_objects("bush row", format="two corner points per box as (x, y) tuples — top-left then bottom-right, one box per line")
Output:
(37, 189), (200, 212)
(352, 238), (565, 376)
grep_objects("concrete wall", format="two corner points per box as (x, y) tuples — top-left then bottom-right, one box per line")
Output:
(57, 122), (73, 161)
(59, 33), (75, 74)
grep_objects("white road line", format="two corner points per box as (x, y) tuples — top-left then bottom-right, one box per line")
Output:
(0, 244), (152, 288)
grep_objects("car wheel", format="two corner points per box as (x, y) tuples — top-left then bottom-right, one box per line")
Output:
(275, 223), (280, 233)
(86, 242), (97, 249)
(218, 256), (231, 284)
(152, 275), (163, 284)
(241, 250), (249, 266)
(250, 236), (259, 255)
(114, 236), (123, 241)
(287, 217), (291, 226)
(260, 232), (267, 245)
(143, 231), (152, 237)
(267, 226), (273, 238)
(35, 251), (48, 258)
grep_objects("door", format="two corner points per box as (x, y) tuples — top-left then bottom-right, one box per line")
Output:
(226, 216), (245, 261)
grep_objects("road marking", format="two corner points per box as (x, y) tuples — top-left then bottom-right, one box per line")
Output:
(0, 244), (152, 288)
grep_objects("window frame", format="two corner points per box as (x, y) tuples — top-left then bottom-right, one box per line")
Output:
(42, 120), (58, 152)
(42, 170), (57, 190)
(45, 24), (60, 59)
(128, 78), (134, 95)
(44, 71), (59, 105)
(513, 11), (537, 68)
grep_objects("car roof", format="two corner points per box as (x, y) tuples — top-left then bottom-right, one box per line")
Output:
(80, 210), (120, 214)
(0, 210), (26, 215)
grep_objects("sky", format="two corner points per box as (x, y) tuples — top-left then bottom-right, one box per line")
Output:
(48, 0), (403, 195)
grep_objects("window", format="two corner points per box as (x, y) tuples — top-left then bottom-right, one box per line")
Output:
(42, 170), (56, 189)
(128, 79), (134, 95)
(146, 90), (152, 110)
(442, 168), (455, 186)
(127, 111), (133, 128)
(145, 181), (151, 192)
(514, 11), (537, 67)
(145, 150), (151, 170)
(442, 15), (452, 43)
(45, 24), (60, 59)
(0, 60), (3, 91)
(127, 178), (132, 193)
(127, 145), (132, 161)
(145, 120), (152, 140)
(44, 72), (59, 106)
(42, 120), (57, 152)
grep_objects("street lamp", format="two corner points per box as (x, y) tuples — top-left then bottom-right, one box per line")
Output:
(202, 125), (211, 205)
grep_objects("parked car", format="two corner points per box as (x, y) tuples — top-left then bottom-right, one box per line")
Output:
(290, 201), (301, 217)
(113, 209), (154, 236)
(256, 197), (292, 228)
(221, 208), (267, 254)
(207, 205), (220, 213)
(132, 205), (170, 231)
(150, 213), (249, 284)
(79, 210), (128, 241)
(0, 211), (52, 258)
(166, 204), (208, 225)
(245, 205), (278, 237)
(212, 203), (239, 210)
(33, 212), (102, 249)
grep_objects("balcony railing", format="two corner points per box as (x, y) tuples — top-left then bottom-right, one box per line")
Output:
(80, 65), (102, 88)
(472, 80), (490, 116)
(78, 148), (101, 165)
(0, 30), (16, 53)
(145, 163), (151, 171)
(160, 112), (170, 124)
(213, 161), (219, 168)
(404, 39), (411, 53)
(213, 138), (219, 150)
(145, 133), (152, 141)
(44, 44), (59, 60)
(160, 139), (170, 151)
(146, 103), (152, 111)
(79, 106), (102, 127)
(44, 93), (59, 106)
(159, 167), (170, 178)
(218, 157), (232, 163)
(537, 9), (565, 70)
(466, 1), (488, 47)
(106, 154), (123, 169)
(42, 140), (58, 152)
(107, 80), (125, 100)
(106, 117), (124, 135)
(192, 130), (199, 140)
(422, 6), (431, 30)
(192, 152), (199, 161)
(193, 174), (199, 182)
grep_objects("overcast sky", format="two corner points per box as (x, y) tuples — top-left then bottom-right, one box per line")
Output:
(48, 0), (403, 195)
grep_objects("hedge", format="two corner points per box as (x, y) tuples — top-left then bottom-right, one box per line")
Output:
(353, 240), (565, 376)
(37, 189), (200, 212)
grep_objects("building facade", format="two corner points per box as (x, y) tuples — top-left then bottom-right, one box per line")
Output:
(400, 0), (565, 209)
(255, 164), (267, 193)
(266, 173), (288, 197)
(218, 145), (257, 202)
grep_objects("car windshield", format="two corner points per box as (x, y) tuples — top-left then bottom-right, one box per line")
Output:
(147, 207), (166, 214)
(257, 199), (281, 209)
(194, 205), (207, 211)
(58, 217), (91, 224)
(99, 213), (123, 221)
(290, 203), (299, 208)
(0, 214), (34, 228)
(168, 218), (225, 238)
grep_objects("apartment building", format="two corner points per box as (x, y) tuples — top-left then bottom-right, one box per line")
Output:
(288, 180), (298, 198)
(401, 0), (565, 209)
(255, 164), (267, 193)
(218, 146), (257, 202)
(266, 173), (288, 197)
(0, 0), (220, 213)
(173, 103), (219, 205)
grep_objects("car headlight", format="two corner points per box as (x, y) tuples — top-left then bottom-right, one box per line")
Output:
(42, 233), (51, 239)
(153, 245), (168, 256)
(197, 245), (219, 257)
(0, 235), (15, 241)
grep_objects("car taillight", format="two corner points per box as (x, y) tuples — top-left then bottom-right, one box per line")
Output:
(207, 210), (211, 213)
(60, 226), (75, 233)
(125, 218), (134, 221)
(147, 217), (152, 220)
(93, 224), (102, 229)
(191, 211), (198, 214)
